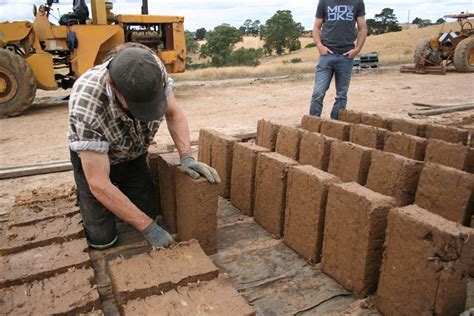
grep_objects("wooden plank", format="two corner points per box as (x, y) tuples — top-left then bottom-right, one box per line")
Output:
(409, 104), (474, 117)
(0, 162), (73, 180)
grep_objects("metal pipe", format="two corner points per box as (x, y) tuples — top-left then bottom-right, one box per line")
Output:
(141, 0), (148, 14)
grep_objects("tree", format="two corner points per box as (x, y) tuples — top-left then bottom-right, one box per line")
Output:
(374, 8), (402, 33)
(243, 19), (253, 35)
(230, 48), (264, 66)
(251, 20), (261, 36)
(200, 24), (242, 67)
(436, 18), (446, 24)
(412, 17), (422, 25)
(262, 10), (302, 56)
(195, 28), (207, 40)
(366, 18), (383, 35)
(184, 30), (199, 53)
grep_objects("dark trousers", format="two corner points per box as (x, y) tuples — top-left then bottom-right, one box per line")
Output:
(70, 151), (157, 247)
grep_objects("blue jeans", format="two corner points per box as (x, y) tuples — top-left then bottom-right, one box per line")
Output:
(309, 54), (354, 119)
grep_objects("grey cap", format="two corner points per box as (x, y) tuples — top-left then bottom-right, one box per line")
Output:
(108, 47), (167, 122)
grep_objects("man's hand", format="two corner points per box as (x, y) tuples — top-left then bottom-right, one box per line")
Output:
(343, 48), (360, 59)
(180, 153), (221, 183)
(317, 43), (333, 56)
(141, 221), (176, 248)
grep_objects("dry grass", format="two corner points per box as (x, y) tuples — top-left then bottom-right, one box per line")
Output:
(177, 20), (470, 81)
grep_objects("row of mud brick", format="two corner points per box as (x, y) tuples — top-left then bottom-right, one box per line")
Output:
(0, 188), (103, 315)
(194, 114), (473, 315)
(0, 189), (254, 314)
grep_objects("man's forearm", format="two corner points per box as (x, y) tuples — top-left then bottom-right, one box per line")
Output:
(89, 179), (153, 231)
(313, 28), (322, 46)
(167, 113), (192, 156)
(355, 27), (367, 51)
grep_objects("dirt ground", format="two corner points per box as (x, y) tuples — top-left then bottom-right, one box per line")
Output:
(0, 68), (473, 217)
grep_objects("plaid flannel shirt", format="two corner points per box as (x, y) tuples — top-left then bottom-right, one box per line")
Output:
(68, 56), (173, 165)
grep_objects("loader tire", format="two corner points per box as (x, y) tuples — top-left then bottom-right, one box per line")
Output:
(453, 37), (474, 72)
(0, 49), (36, 118)
(414, 39), (431, 65)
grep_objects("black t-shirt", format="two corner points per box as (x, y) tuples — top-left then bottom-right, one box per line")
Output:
(315, 0), (365, 54)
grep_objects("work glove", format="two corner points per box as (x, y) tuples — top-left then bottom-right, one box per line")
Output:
(180, 153), (221, 184)
(141, 221), (176, 248)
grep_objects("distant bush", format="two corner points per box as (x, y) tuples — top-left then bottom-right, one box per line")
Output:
(229, 48), (264, 66)
(290, 58), (302, 63)
(305, 42), (316, 48)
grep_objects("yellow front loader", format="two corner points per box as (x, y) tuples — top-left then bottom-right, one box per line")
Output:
(0, 0), (186, 117)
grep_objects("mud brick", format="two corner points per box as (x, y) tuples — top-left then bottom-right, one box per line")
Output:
(0, 238), (90, 288)
(275, 126), (304, 160)
(300, 115), (322, 133)
(175, 171), (219, 254)
(254, 152), (298, 237)
(322, 182), (397, 298)
(425, 139), (474, 173)
(425, 123), (469, 145)
(360, 113), (390, 129)
(108, 240), (219, 306)
(230, 143), (270, 216)
(338, 109), (362, 124)
(376, 205), (473, 315)
(320, 119), (352, 141)
(327, 141), (372, 185)
(0, 213), (84, 255)
(415, 163), (474, 225)
(0, 268), (101, 315)
(8, 198), (79, 227)
(123, 274), (255, 316)
(256, 119), (281, 150)
(198, 128), (218, 164)
(299, 132), (337, 171)
(156, 152), (181, 234)
(384, 131), (427, 161)
(211, 133), (240, 198)
(349, 124), (387, 149)
(284, 166), (341, 263)
(365, 151), (423, 206)
(389, 118), (426, 137)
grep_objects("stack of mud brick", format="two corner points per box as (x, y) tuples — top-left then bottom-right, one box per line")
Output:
(106, 239), (254, 315)
(210, 113), (473, 315)
(0, 188), (102, 314)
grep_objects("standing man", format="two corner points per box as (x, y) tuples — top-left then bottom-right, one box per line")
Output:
(309, 0), (367, 119)
(68, 44), (220, 250)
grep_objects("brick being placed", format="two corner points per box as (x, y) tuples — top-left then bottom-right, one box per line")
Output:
(349, 124), (386, 150)
(424, 138), (474, 173)
(327, 141), (372, 185)
(389, 118), (426, 137)
(230, 143), (270, 216)
(319, 119), (352, 141)
(0, 213), (84, 255)
(376, 205), (473, 316)
(275, 126), (304, 160)
(107, 240), (219, 306)
(415, 163), (474, 225)
(0, 268), (101, 315)
(284, 165), (341, 263)
(254, 152), (298, 237)
(7, 198), (79, 227)
(300, 115), (322, 133)
(122, 274), (255, 316)
(360, 113), (390, 129)
(176, 170), (219, 254)
(383, 131), (427, 161)
(156, 152), (181, 234)
(365, 151), (424, 206)
(256, 119), (281, 150)
(0, 238), (90, 288)
(298, 132), (336, 171)
(338, 109), (362, 124)
(321, 182), (397, 298)
(211, 133), (240, 198)
(425, 123), (469, 145)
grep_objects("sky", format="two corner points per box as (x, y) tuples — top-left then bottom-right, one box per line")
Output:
(0, 0), (472, 31)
